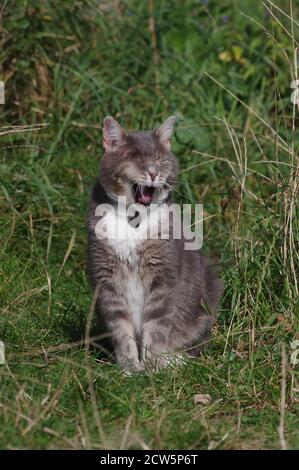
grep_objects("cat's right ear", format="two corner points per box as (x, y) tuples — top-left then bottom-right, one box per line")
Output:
(103, 116), (127, 152)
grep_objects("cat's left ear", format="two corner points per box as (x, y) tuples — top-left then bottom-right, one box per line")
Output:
(103, 116), (127, 152)
(155, 115), (176, 150)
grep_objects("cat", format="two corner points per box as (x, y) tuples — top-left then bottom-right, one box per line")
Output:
(87, 116), (223, 373)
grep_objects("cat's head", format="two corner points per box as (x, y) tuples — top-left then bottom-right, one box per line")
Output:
(99, 116), (178, 206)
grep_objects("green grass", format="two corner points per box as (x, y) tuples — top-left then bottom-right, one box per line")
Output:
(0, 0), (298, 449)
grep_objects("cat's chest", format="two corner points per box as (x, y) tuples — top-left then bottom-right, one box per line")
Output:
(95, 205), (169, 263)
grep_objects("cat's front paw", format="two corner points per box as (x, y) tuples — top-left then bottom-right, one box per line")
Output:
(119, 359), (145, 376)
(143, 352), (188, 372)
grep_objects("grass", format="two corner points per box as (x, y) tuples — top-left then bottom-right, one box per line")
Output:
(0, 0), (298, 450)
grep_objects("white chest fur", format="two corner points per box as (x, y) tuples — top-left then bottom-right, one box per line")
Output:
(123, 272), (144, 332)
(94, 204), (170, 263)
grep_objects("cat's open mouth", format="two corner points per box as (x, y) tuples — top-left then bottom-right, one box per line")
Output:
(133, 184), (155, 205)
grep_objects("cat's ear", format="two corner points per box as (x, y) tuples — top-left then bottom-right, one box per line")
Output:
(103, 116), (127, 152)
(155, 115), (176, 150)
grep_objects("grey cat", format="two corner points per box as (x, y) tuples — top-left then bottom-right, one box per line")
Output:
(87, 116), (223, 373)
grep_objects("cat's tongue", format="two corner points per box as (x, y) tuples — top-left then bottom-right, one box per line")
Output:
(137, 193), (152, 205)
(136, 186), (154, 205)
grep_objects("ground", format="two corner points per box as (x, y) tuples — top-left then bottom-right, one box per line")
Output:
(0, 0), (298, 449)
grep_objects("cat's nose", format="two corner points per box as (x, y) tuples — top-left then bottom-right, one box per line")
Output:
(148, 170), (158, 181)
